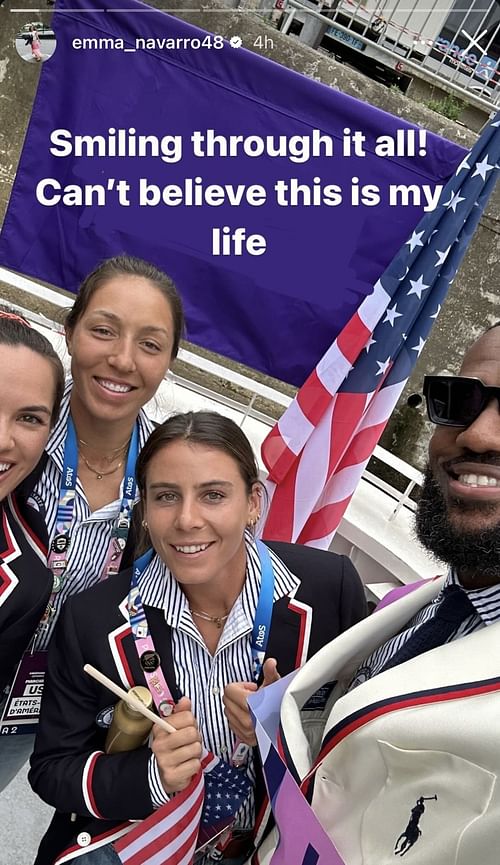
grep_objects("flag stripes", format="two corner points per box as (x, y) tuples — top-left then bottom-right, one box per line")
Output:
(261, 115), (500, 550)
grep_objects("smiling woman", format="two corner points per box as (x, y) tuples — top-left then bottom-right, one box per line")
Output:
(38, 253), (183, 623)
(29, 411), (366, 865)
(0, 311), (64, 789)
(0, 255), (185, 791)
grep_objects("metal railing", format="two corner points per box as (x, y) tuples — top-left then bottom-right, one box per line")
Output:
(0, 265), (424, 520)
(278, 0), (500, 109)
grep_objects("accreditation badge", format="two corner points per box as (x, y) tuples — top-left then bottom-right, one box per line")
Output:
(0, 651), (48, 735)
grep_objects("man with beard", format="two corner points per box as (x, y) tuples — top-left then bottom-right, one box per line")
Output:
(255, 325), (500, 865)
(416, 328), (500, 589)
(343, 322), (500, 686)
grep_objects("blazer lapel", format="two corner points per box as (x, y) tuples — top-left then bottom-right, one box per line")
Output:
(266, 594), (314, 678)
(280, 576), (445, 780)
(107, 597), (180, 701)
(325, 614), (500, 737)
(108, 597), (135, 689)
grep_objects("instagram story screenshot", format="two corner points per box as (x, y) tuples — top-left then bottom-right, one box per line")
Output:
(0, 0), (498, 862)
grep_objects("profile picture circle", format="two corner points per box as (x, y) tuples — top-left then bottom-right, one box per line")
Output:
(15, 22), (56, 63)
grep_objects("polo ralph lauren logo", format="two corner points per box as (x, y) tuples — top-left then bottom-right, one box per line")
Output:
(394, 795), (437, 857)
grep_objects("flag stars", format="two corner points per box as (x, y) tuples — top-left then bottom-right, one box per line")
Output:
(472, 155), (495, 181)
(434, 246), (451, 267)
(443, 191), (465, 212)
(383, 304), (403, 326)
(407, 275), (430, 299)
(411, 337), (426, 357)
(365, 336), (376, 353)
(455, 155), (471, 175)
(406, 230), (425, 252)
(430, 304), (442, 319)
(376, 357), (391, 376)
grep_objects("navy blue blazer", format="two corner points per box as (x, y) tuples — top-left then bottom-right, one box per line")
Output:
(30, 544), (366, 864)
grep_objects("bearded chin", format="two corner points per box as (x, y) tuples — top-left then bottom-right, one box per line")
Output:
(415, 465), (500, 579)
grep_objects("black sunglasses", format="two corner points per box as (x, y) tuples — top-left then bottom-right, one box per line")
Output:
(423, 376), (500, 427)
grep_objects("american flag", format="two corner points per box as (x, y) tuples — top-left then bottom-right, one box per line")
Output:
(261, 115), (500, 549)
(114, 752), (251, 865)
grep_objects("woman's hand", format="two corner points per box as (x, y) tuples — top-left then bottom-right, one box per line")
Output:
(223, 658), (280, 746)
(151, 697), (202, 794)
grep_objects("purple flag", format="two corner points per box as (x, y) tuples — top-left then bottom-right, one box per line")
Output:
(0, 0), (465, 385)
(249, 676), (345, 865)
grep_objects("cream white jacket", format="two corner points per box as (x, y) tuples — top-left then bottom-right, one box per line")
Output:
(255, 575), (500, 865)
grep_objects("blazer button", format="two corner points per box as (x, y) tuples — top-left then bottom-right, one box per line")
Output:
(77, 832), (91, 847)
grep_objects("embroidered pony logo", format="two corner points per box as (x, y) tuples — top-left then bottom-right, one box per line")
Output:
(394, 795), (437, 856)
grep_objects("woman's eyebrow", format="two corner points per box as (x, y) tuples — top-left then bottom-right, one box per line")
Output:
(20, 404), (51, 415)
(89, 311), (169, 337)
(148, 480), (233, 490)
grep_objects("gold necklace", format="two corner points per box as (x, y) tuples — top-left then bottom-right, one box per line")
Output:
(80, 456), (124, 481)
(190, 608), (229, 629)
(78, 436), (130, 465)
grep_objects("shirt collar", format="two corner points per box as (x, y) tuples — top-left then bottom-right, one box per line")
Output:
(445, 568), (500, 627)
(138, 534), (300, 637)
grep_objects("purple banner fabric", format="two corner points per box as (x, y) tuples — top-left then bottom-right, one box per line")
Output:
(375, 579), (430, 611)
(264, 743), (343, 865)
(249, 669), (296, 742)
(0, 0), (465, 384)
(250, 678), (346, 864)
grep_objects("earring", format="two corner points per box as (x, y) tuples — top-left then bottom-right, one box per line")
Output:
(141, 520), (148, 530)
(247, 514), (260, 528)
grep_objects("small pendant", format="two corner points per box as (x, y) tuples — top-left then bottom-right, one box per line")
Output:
(96, 473), (103, 480)
(215, 617), (222, 629)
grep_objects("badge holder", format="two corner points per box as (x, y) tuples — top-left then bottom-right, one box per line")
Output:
(0, 650), (48, 736)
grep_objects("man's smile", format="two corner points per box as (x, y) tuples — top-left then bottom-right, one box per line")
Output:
(441, 457), (500, 500)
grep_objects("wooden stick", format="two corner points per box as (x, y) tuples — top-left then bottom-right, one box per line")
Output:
(84, 663), (176, 734)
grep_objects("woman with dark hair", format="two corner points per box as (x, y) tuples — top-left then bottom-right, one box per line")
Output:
(0, 310), (64, 790)
(1, 254), (184, 786)
(30, 410), (366, 865)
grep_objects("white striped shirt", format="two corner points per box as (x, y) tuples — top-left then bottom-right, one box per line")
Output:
(350, 570), (500, 689)
(32, 380), (154, 650)
(138, 536), (299, 828)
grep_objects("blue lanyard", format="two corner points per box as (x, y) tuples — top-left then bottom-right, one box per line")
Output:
(47, 417), (139, 588)
(102, 423), (140, 579)
(251, 540), (275, 681)
(129, 547), (155, 637)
